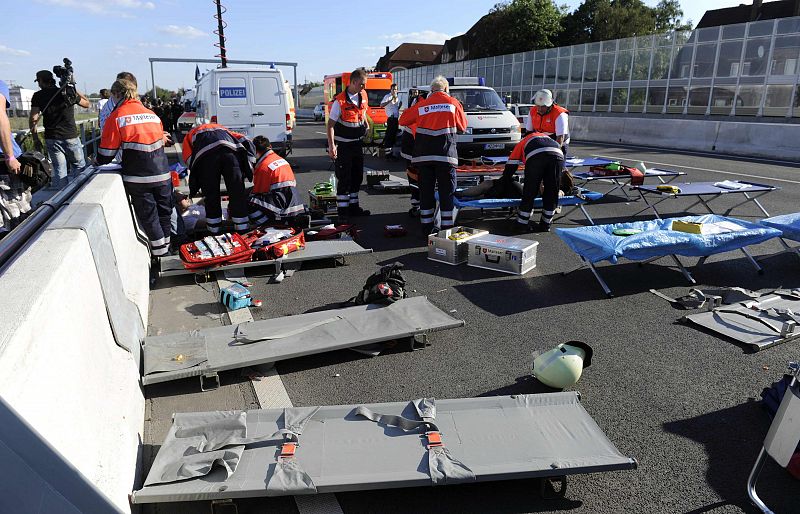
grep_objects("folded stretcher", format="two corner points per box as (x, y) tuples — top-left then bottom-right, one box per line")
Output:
(142, 296), (464, 389)
(131, 392), (636, 504)
(557, 214), (781, 297)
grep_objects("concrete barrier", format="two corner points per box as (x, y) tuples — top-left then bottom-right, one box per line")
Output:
(570, 115), (800, 162)
(0, 170), (150, 512)
(70, 172), (150, 327)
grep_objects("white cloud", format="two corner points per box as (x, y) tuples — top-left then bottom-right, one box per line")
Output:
(157, 25), (207, 39)
(0, 44), (30, 56)
(37, 0), (155, 17)
(136, 42), (186, 49)
(382, 30), (456, 45)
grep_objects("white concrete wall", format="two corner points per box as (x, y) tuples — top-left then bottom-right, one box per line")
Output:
(70, 173), (151, 326)
(0, 170), (151, 512)
(0, 230), (143, 513)
(570, 115), (800, 162)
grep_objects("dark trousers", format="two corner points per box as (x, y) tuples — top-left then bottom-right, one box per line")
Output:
(406, 162), (419, 208)
(417, 162), (456, 228)
(194, 150), (250, 233)
(517, 154), (564, 226)
(334, 142), (364, 214)
(126, 182), (173, 257)
(384, 117), (399, 148)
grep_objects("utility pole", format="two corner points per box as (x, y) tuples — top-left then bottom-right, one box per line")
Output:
(214, 0), (228, 68)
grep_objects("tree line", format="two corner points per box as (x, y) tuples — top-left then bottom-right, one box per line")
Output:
(469, 0), (692, 58)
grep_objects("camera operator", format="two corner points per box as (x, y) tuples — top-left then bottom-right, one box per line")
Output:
(29, 69), (89, 189)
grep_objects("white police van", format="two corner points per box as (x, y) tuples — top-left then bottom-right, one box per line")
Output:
(415, 77), (521, 160)
(194, 67), (293, 155)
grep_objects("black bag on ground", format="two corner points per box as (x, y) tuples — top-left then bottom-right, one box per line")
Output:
(350, 262), (408, 305)
(17, 151), (53, 191)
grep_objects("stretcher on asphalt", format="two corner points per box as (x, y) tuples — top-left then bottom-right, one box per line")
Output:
(142, 296), (464, 389)
(632, 180), (778, 219)
(683, 290), (800, 351)
(572, 167), (686, 199)
(434, 188), (603, 226)
(371, 173), (411, 192)
(158, 239), (372, 277)
(557, 214), (781, 297)
(453, 157), (615, 180)
(131, 392), (637, 504)
(759, 213), (800, 261)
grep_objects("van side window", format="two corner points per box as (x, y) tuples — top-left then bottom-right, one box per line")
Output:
(252, 77), (281, 106)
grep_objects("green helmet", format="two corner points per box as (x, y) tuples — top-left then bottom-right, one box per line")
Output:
(532, 341), (593, 389)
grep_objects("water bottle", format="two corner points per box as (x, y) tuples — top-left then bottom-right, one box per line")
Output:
(329, 173), (337, 189)
(636, 162), (648, 174)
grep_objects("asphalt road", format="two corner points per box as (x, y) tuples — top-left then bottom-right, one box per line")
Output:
(146, 121), (800, 514)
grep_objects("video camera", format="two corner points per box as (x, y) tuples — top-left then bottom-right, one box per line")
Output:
(52, 58), (77, 104)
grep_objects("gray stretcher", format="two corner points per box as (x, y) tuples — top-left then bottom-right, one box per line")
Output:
(142, 296), (464, 388)
(682, 291), (800, 351)
(158, 239), (372, 277)
(372, 174), (411, 192)
(131, 393), (637, 504)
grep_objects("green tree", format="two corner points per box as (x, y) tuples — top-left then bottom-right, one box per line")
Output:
(472, 0), (566, 57)
(559, 0), (691, 46)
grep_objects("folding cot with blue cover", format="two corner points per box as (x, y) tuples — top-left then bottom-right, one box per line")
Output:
(556, 214), (782, 297)
(760, 213), (800, 260)
(434, 188), (603, 227)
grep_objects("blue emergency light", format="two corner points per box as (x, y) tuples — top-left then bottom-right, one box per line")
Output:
(447, 77), (485, 86)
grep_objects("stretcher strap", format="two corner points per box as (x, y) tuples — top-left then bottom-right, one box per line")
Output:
(266, 407), (319, 496)
(355, 398), (476, 485)
(715, 307), (799, 335)
(232, 316), (343, 344)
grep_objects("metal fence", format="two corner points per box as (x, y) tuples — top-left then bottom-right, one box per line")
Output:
(16, 117), (102, 157)
(393, 16), (800, 118)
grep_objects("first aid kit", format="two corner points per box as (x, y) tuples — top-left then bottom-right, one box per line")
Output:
(245, 227), (305, 260)
(180, 233), (255, 271)
(467, 234), (538, 275)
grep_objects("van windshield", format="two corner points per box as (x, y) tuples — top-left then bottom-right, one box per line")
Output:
(450, 88), (507, 112)
(366, 89), (391, 107)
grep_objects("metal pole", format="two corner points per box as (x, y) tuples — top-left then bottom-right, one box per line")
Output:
(150, 59), (156, 102)
(215, 0), (227, 68)
(293, 65), (298, 109)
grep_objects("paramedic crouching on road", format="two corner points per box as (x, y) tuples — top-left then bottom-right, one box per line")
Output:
(525, 89), (569, 166)
(327, 68), (371, 220)
(502, 131), (565, 233)
(399, 76), (467, 232)
(249, 135), (306, 226)
(97, 79), (174, 257)
(183, 123), (256, 234)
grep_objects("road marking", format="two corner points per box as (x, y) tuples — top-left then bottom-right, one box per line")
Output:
(216, 273), (344, 514)
(592, 153), (800, 186)
(315, 131), (328, 136)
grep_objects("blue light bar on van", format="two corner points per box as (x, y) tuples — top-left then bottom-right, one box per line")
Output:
(370, 73), (390, 78)
(447, 77), (485, 86)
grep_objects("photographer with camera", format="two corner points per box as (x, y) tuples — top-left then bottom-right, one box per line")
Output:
(29, 64), (89, 189)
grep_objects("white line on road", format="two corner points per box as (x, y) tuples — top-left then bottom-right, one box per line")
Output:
(217, 273), (345, 514)
(315, 131), (328, 136)
(592, 153), (800, 185)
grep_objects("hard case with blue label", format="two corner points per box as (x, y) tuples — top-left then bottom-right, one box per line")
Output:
(467, 234), (538, 275)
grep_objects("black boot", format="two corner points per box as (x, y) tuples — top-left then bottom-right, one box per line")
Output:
(349, 205), (371, 216)
(408, 206), (420, 218)
(532, 221), (551, 233)
(337, 207), (350, 222)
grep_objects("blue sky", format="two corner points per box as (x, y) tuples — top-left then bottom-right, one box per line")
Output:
(2, 0), (739, 95)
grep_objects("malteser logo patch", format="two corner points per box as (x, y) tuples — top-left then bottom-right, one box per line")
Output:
(118, 113), (160, 127)
(419, 103), (456, 116)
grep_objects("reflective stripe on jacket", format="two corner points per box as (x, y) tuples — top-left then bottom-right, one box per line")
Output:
(97, 99), (170, 185)
(333, 90), (368, 143)
(398, 91), (467, 166)
(252, 150), (296, 194)
(502, 132), (564, 178)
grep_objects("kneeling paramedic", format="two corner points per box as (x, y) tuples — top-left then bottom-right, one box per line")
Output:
(249, 135), (306, 226)
(398, 76), (467, 231)
(502, 131), (564, 232)
(183, 123), (255, 234)
(97, 79), (174, 257)
(327, 68), (371, 220)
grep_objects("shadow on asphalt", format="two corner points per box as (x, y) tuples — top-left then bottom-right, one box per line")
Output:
(662, 400), (797, 514)
(479, 374), (559, 396)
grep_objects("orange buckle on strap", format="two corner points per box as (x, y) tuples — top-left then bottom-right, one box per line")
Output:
(279, 442), (297, 459)
(425, 431), (443, 448)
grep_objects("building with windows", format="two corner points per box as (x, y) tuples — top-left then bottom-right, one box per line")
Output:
(393, 16), (800, 119)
